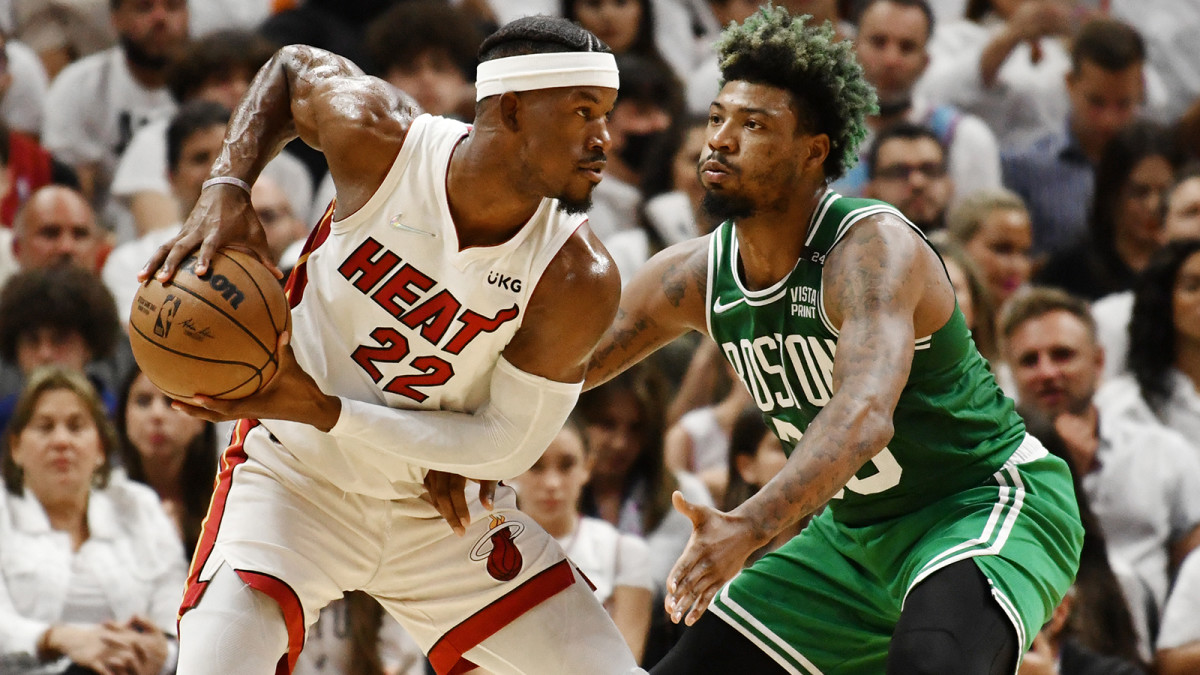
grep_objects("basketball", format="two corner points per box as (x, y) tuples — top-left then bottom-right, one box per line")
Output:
(129, 249), (291, 400)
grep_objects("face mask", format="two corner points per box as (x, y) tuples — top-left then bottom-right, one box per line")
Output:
(618, 130), (667, 174)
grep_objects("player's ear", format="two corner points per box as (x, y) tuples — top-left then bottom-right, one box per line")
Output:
(499, 92), (522, 133)
(802, 134), (830, 174)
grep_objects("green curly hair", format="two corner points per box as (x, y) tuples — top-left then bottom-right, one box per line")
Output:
(715, 5), (877, 181)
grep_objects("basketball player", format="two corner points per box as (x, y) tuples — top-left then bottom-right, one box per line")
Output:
(583, 8), (1084, 674)
(137, 17), (645, 675)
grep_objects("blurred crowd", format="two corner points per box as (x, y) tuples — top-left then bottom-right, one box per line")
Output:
(1, 0), (1200, 674)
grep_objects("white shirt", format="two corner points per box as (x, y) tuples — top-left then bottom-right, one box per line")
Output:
(556, 516), (653, 607)
(1096, 371), (1200, 452)
(102, 223), (180, 325)
(1085, 413), (1200, 614)
(0, 475), (187, 659)
(1, 39), (48, 136)
(614, 470), (713, 592)
(292, 597), (427, 675)
(1157, 549), (1200, 651)
(1092, 290), (1134, 383)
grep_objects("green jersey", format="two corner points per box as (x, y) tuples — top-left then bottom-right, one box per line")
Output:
(706, 190), (1026, 526)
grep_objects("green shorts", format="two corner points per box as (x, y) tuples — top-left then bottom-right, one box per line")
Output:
(708, 436), (1083, 674)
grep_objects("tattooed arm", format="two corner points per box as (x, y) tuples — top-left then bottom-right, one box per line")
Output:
(663, 214), (956, 625)
(584, 235), (713, 390)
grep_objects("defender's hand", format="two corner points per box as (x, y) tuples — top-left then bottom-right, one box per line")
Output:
(423, 471), (497, 536)
(664, 491), (764, 626)
(139, 182), (281, 285)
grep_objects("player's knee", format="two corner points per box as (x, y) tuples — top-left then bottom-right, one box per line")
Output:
(887, 628), (971, 675)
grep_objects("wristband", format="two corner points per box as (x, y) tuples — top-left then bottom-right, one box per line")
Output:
(202, 176), (252, 194)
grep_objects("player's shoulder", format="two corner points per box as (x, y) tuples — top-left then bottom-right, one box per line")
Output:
(545, 221), (622, 304)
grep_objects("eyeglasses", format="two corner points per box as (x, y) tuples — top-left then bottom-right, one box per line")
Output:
(873, 162), (948, 181)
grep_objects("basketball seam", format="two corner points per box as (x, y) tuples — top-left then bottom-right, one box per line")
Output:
(169, 275), (275, 358)
(221, 252), (285, 335)
(129, 321), (261, 398)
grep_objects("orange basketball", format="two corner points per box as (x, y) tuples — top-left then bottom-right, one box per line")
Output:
(129, 249), (291, 400)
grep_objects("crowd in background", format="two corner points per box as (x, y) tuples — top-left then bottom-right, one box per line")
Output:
(1, 0), (1200, 673)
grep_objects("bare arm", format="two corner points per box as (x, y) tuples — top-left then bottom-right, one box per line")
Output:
(584, 235), (711, 389)
(141, 44), (419, 282)
(664, 215), (954, 624)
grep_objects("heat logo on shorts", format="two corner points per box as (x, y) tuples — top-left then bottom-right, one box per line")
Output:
(470, 514), (525, 582)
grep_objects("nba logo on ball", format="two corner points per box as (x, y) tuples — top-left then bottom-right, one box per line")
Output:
(154, 295), (181, 338)
(470, 514), (525, 582)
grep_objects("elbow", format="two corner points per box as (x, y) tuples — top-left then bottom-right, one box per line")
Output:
(846, 396), (896, 451)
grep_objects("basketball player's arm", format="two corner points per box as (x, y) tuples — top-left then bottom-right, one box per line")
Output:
(140, 44), (418, 283)
(665, 216), (951, 625)
(583, 235), (712, 389)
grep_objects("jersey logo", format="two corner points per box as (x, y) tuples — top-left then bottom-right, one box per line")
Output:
(487, 272), (523, 293)
(712, 296), (745, 314)
(470, 514), (526, 582)
(389, 213), (436, 238)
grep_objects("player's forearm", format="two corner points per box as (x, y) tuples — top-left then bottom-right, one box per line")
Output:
(210, 45), (355, 183)
(732, 395), (894, 541)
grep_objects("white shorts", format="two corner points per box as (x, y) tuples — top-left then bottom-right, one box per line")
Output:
(182, 420), (600, 674)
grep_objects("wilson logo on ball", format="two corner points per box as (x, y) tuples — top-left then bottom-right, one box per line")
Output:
(184, 258), (246, 309)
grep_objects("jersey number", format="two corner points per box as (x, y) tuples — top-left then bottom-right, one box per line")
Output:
(770, 417), (903, 498)
(351, 327), (455, 403)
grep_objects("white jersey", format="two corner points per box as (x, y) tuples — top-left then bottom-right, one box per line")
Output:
(258, 114), (582, 498)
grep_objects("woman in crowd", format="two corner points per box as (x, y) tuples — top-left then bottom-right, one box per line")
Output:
(721, 409), (796, 566)
(1037, 121), (1182, 300)
(1097, 238), (1200, 443)
(116, 365), (217, 556)
(562, 0), (670, 71)
(932, 235), (1001, 363)
(0, 366), (186, 675)
(513, 415), (654, 662)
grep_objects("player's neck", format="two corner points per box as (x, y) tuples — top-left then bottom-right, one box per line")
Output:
(733, 186), (824, 290)
(445, 134), (544, 247)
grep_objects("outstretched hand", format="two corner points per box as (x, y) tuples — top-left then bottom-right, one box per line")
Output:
(169, 332), (342, 431)
(138, 182), (281, 285)
(422, 471), (498, 536)
(664, 491), (765, 626)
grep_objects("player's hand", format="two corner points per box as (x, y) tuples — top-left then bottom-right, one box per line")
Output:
(664, 491), (765, 626)
(139, 181), (281, 285)
(171, 332), (342, 431)
(423, 470), (497, 536)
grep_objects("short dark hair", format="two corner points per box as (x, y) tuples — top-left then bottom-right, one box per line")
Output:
(865, 121), (944, 179)
(165, 30), (276, 103)
(1071, 18), (1145, 74)
(3, 366), (118, 495)
(0, 266), (120, 362)
(856, 0), (935, 39)
(167, 100), (231, 173)
(999, 286), (1095, 341)
(715, 7), (877, 181)
(478, 14), (611, 62)
(367, 1), (482, 80)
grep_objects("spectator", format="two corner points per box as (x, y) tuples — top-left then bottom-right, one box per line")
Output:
(0, 121), (79, 230)
(0, 366), (186, 675)
(564, 0), (670, 73)
(365, 1), (482, 121)
(1002, 286), (1200, 653)
(115, 364), (215, 555)
(606, 113), (710, 285)
(1016, 412), (1147, 673)
(0, 184), (105, 290)
(930, 236), (1000, 362)
(587, 52), (680, 244)
(720, 407), (796, 566)
(838, 0), (1002, 203)
(1037, 121), (1182, 301)
(513, 416), (654, 662)
(1156, 549), (1200, 675)
(1096, 239), (1200, 445)
(1108, 0), (1200, 122)
(253, 171), (309, 276)
(917, 0), (1078, 146)
(1002, 17), (1148, 256)
(945, 187), (1033, 333)
(40, 0), (187, 241)
(294, 592), (429, 675)
(257, 0), (392, 77)
(10, 0), (114, 80)
(576, 362), (714, 665)
(1093, 169), (1200, 381)
(110, 29), (280, 236)
(0, 27), (51, 137)
(863, 122), (954, 233)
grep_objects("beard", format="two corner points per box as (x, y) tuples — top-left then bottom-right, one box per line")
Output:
(701, 189), (756, 222)
(556, 192), (593, 216)
(120, 34), (171, 71)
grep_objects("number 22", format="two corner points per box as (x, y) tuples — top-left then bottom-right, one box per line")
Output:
(350, 327), (455, 403)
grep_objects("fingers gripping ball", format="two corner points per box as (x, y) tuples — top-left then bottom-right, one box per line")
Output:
(129, 250), (291, 399)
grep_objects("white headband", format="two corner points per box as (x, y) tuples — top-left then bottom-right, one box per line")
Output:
(475, 52), (619, 101)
